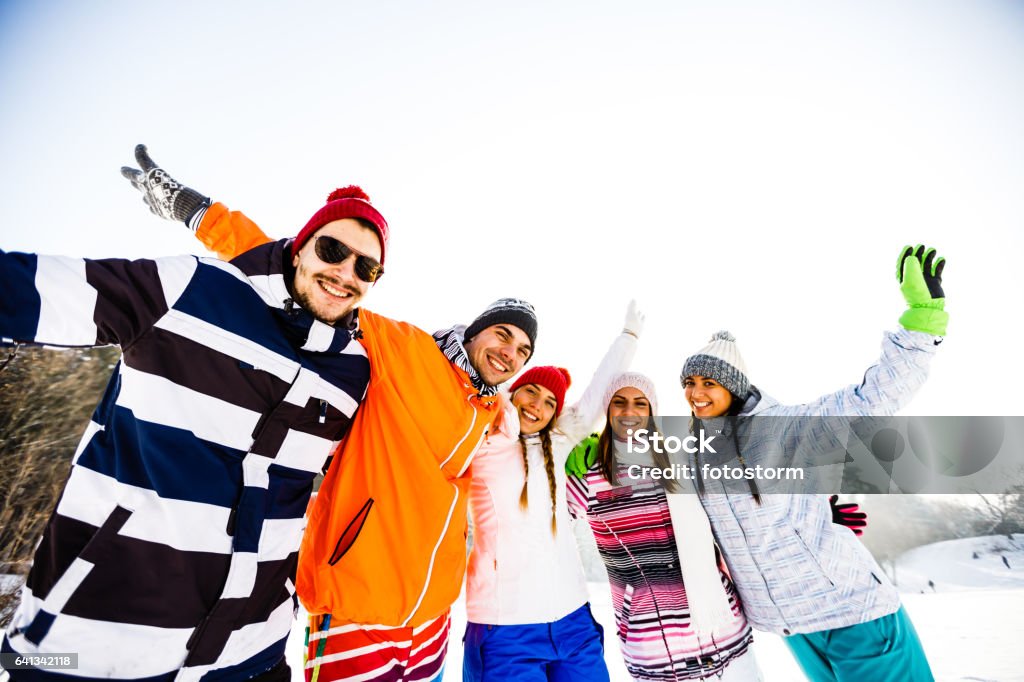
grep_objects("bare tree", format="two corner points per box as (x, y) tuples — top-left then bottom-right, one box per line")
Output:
(973, 493), (1024, 541)
(0, 346), (117, 626)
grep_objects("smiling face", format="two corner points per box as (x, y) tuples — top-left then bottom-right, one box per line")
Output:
(511, 383), (558, 435)
(682, 374), (734, 418)
(608, 387), (652, 440)
(464, 324), (532, 387)
(289, 218), (382, 325)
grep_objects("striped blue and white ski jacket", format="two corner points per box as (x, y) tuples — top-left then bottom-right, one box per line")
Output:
(0, 240), (369, 681)
(691, 328), (939, 636)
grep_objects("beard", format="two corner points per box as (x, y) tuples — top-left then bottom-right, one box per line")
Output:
(292, 287), (348, 326)
(288, 264), (361, 327)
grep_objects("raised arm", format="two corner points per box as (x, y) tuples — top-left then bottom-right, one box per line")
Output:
(775, 244), (947, 418)
(194, 203), (273, 261)
(750, 245), (949, 478)
(0, 249), (195, 348)
(122, 144), (272, 261)
(554, 300), (642, 446)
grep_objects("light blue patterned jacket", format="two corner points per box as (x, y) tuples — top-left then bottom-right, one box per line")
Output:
(692, 328), (939, 635)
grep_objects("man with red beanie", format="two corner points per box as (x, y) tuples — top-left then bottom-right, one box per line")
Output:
(115, 146), (540, 682)
(2, 147), (387, 681)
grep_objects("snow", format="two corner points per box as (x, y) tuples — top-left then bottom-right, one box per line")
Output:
(893, 534), (1024, 593)
(903, 590), (1024, 682)
(5, 537), (1022, 681)
(287, 587), (1024, 681)
(286, 535), (1024, 680)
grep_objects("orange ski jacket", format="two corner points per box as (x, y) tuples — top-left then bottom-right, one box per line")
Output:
(197, 203), (502, 626)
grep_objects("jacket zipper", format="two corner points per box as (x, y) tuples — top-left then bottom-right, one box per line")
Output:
(401, 484), (460, 627)
(440, 403), (477, 470)
(402, 395), (488, 625)
(456, 424), (489, 478)
(196, 364), (303, 654)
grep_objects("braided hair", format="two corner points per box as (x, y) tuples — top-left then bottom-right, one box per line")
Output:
(518, 426), (559, 536)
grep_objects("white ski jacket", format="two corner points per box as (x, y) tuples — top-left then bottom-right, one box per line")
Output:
(465, 332), (636, 625)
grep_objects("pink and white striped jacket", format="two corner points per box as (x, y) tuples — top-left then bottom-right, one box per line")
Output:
(567, 465), (753, 681)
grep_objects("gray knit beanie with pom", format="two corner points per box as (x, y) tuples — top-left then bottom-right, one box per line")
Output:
(680, 331), (751, 399)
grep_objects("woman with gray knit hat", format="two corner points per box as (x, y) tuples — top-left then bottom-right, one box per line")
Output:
(677, 245), (946, 682)
(566, 372), (762, 681)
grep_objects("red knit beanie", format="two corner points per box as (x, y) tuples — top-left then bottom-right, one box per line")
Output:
(292, 186), (390, 264)
(510, 366), (572, 417)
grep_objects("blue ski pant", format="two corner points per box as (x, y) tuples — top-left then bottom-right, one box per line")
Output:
(462, 603), (609, 682)
(784, 606), (934, 682)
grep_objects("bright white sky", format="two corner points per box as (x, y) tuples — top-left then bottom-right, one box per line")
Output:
(1, 0), (1022, 417)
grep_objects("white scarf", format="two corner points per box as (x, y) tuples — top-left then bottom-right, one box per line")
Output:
(613, 438), (734, 639)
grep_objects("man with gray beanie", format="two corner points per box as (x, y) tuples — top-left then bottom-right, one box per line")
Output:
(119, 145), (537, 682)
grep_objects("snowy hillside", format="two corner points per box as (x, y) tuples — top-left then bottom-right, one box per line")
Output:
(893, 533), (1024, 593)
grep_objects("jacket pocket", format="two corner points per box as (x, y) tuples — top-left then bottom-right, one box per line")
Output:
(617, 584), (635, 644)
(791, 527), (837, 589)
(328, 498), (374, 566)
(20, 506), (133, 646)
(596, 485), (635, 506)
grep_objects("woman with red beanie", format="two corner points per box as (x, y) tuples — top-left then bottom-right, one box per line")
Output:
(461, 301), (645, 681)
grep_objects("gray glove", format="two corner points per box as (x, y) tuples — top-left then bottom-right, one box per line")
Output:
(121, 144), (210, 228)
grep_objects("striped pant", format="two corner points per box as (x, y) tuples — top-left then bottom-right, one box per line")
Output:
(304, 610), (450, 682)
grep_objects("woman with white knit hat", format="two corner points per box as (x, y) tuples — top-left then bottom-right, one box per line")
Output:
(676, 245), (946, 682)
(565, 372), (762, 681)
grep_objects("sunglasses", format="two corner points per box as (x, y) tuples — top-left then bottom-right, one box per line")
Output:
(313, 235), (384, 283)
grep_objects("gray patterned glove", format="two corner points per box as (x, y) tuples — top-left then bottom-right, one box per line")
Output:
(121, 144), (210, 229)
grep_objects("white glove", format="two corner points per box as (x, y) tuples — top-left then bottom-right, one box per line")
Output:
(623, 299), (644, 339)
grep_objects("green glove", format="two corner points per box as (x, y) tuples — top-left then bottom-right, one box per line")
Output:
(121, 144), (210, 229)
(566, 434), (600, 477)
(897, 244), (948, 336)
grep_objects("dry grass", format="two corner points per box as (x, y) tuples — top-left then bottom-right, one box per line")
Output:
(0, 345), (118, 627)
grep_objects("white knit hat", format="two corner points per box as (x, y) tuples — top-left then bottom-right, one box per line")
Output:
(680, 331), (751, 398)
(603, 371), (659, 415)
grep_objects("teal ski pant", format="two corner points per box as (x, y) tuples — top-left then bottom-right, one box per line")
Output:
(784, 606), (934, 682)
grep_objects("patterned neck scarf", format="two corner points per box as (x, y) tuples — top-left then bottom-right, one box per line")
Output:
(432, 324), (499, 397)
(612, 439), (735, 639)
